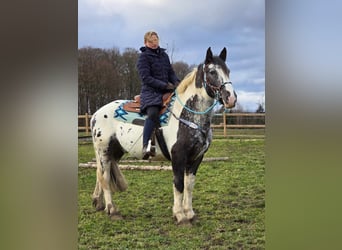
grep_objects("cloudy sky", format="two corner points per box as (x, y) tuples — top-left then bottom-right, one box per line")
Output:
(78, 0), (265, 111)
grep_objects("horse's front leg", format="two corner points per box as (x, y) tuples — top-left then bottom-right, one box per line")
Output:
(183, 173), (196, 221)
(172, 165), (189, 224)
(183, 157), (202, 221)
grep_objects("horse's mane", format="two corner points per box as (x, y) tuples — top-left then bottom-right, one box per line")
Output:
(176, 67), (198, 94)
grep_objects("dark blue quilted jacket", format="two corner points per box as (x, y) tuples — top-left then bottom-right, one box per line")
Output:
(137, 46), (179, 113)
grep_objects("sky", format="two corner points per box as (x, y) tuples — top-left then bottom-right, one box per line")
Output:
(78, 0), (265, 112)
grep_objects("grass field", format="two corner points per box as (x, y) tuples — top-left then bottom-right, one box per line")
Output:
(78, 138), (265, 249)
(78, 128), (265, 139)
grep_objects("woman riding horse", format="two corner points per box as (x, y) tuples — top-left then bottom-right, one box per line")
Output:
(90, 47), (237, 224)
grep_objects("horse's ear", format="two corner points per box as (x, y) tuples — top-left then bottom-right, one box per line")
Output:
(219, 47), (227, 61)
(205, 47), (213, 64)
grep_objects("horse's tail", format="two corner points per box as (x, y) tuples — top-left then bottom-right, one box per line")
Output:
(109, 161), (128, 192)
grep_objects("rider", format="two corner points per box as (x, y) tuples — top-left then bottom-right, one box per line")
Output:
(136, 31), (180, 159)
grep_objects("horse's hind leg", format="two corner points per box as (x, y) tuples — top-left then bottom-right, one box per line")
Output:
(95, 151), (122, 218)
(92, 151), (105, 211)
(92, 174), (105, 211)
(92, 145), (117, 218)
(101, 159), (120, 217)
(92, 136), (127, 219)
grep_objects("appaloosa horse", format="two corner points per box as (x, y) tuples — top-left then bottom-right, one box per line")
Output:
(90, 47), (237, 224)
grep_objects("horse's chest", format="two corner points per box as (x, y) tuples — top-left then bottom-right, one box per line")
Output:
(192, 130), (211, 152)
(176, 126), (212, 159)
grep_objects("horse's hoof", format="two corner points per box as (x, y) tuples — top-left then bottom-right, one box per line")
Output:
(109, 212), (123, 220)
(95, 203), (105, 211)
(92, 198), (105, 211)
(176, 218), (192, 226)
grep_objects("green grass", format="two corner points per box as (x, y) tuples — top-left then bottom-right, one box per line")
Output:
(78, 139), (265, 249)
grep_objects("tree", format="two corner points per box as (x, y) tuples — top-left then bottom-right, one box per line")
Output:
(78, 47), (100, 114)
(78, 47), (122, 114)
(255, 96), (265, 113)
(255, 103), (265, 113)
(78, 46), (194, 114)
(121, 48), (140, 99)
(172, 61), (192, 80)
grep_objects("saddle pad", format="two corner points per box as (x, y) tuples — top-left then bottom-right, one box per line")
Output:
(122, 92), (174, 114)
(113, 95), (175, 127)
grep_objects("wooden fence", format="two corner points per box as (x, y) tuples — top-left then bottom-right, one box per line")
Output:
(78, 112), (265, 138)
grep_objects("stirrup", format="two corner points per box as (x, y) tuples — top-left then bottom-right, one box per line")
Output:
(142, 144), (150, 160)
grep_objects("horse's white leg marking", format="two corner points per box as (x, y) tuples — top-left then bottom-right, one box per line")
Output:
(92, 177), (102, 198)
(92, 152), (104, 210)
(92, 174), (104, 209)
(93, 144), (118, 216)
(173, 185), (187, 223)
(93, 157), (103, 198)
(183, 173), (196, 220)
(100, 157), (118, 215)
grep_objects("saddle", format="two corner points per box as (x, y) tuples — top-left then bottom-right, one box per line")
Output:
(122, 92), (174, 114)
(122, 92), (174, 161)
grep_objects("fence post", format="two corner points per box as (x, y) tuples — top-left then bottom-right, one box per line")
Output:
(223, 111), (227, 137)
(85, 113), (89, 135)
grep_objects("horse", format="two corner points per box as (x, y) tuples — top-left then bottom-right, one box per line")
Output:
(90, 47), (237, 224)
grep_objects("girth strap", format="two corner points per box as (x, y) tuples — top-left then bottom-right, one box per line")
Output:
(155, 128), (171, 161)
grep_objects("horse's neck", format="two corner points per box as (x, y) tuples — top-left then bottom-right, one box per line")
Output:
(172, 83), (214, 121)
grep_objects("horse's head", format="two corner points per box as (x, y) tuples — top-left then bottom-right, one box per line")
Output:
(197, 47), (237, 109)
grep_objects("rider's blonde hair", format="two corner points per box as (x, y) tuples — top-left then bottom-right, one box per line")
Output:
(144, 31), (159, 43)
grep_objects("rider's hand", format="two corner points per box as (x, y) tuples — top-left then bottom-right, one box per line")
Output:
(165, 83), (176, 90)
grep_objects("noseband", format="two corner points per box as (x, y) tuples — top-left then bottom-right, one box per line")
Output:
(202, 64), (232, 100)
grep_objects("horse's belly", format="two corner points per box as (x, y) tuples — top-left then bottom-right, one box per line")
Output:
(115, 123), (144, 157)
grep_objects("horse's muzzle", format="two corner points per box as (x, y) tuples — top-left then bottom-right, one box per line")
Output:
(224, 90), (237, 108)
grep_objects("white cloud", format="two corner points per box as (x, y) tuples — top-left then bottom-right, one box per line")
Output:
(79, 0), (265, 112)
(235, 91), (265, 112)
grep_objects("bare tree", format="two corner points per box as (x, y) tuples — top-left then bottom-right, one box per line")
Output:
(78, 45), (197, 115)
(172, 61), (192, 80)
(121, 48), (140, 99)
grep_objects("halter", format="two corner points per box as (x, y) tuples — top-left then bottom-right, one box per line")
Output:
(174, 64), (232, 115)
(202, 64), (232, 100)
(171, 63), (232, 130)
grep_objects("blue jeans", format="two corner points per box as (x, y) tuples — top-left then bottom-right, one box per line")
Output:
(143, 106), (160, 147)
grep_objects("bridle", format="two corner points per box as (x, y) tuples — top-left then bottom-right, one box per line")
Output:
(202, 64), (232, 101)
(170, 63), (233, 130)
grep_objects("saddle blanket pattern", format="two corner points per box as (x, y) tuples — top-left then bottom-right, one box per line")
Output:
(113, 96), (175, 127)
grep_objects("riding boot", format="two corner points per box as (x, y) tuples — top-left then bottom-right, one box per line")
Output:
(142, 144), (150, 160)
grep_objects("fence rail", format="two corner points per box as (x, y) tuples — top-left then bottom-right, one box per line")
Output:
(78, 112), (265, 138)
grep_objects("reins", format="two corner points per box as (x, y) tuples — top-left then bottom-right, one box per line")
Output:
(173, 64), (225, 115)
(169, 64), (225, 131)
(174, 89), (219, 115)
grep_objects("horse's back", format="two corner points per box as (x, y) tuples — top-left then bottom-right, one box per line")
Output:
(90, 99), (178, 160)
(91, 100), (125, 144)
(91, 100), (146, 158)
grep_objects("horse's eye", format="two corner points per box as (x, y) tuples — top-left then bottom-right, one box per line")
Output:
(209, 70), (217, 76)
